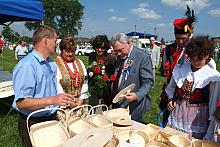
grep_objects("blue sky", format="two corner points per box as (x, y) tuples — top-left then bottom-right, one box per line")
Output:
(1, 0), (220, 42)
(78, 0), (220, 41)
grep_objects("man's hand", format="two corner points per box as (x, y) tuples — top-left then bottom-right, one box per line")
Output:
(52, 93), (75, 107)
(124, 92), (137, 102)
(167, 100), (176, 111)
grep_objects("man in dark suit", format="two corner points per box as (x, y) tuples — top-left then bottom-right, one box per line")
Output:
(111, 33), (154, 122)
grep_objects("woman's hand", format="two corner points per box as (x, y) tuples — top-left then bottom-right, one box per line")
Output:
(167, 100), (176, 111)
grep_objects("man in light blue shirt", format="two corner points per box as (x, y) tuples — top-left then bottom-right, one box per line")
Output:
(12, 25), (74, 147)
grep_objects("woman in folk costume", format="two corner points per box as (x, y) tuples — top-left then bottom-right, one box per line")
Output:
(166, 35), (220, 140)
(55, 37), (90, 109)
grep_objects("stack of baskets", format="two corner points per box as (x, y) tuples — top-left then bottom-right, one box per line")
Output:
(141, 124), (220, 147)
(27, 105), (118, 147)
(112, 118), (133, 142)
(27, 105), (220, 147)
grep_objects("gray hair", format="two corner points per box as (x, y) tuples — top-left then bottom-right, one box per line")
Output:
(111, 33), (130, 46)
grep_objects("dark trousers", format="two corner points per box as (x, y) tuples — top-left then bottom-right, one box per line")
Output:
(18, 113), (56, 147)
(159, 99), (171, 126)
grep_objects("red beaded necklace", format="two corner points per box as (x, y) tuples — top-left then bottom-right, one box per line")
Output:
(61, 57), (81, 88)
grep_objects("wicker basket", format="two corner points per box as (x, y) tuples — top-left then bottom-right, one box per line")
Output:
(159, 126), (189, 139)
(157, 126), (189, 145)
(192, 139), (220, 147)
(104, 136), (120, 147)
(27, 108), (70, 147)
(141, 123), (161, 142)
(103, 108), (131, 121)
(146, 142), (169, 147)
(112, 125), (132, 142)
(87, 114), (113, 129)
(168, 135), (192, 147)
(88, 104), (108, 115)
(68, 117), (98, 137)
(129, 130), (150, 147)
(63, 128), (113, 147)
(68, 104), (92, 119)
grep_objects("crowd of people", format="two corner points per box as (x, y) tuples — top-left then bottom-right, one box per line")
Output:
(10, 7), (220, 147)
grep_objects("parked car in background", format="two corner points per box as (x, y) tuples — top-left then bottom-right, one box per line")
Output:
(132, 38), (150, 50)
(75, 44), (95, 55)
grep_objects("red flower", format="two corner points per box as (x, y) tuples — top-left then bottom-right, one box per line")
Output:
(93, 66), (101, 74)
(110, 75), (116, 81)
(217, 101), (220, 107)
(191, 89), (201, 99)
(103, 75), (108, 81)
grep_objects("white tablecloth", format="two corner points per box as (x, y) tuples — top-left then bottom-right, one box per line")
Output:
(0, 90), (14, 98)
(0, 81), (14, 98)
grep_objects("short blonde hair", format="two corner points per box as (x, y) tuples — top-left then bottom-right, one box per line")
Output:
(32, 25), (57, 45)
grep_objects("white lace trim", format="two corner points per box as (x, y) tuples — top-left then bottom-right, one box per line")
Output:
(172, 62), (220, 91)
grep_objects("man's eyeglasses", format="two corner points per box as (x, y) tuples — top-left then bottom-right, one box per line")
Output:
(114, 45), (127, 51)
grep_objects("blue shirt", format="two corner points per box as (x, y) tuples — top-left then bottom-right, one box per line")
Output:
(12, 50), (59, 117)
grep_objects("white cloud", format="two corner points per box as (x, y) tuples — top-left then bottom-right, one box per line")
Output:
(208, 8), (220, 17)
(146, 23), (167, 29)
(108, 8), (114, 12)
(161, 0), (181, 7)
(161, 0), (210, 12)
(139, 3), (149, 8)
(108, 16), (127, 22)
(130, 7), (161, 20)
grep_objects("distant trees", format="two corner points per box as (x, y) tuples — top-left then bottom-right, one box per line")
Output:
(25, 0), (84, 38)
(1, 26), (20, 42)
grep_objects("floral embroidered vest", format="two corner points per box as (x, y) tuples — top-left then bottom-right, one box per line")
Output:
(175, 79), (209, 104)
(55, 56), (84, 98)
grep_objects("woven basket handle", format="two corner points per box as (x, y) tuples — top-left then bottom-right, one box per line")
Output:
(88, 104), (108, 115)
(26, 107), (66, 134)
(67, 104), (92, 119)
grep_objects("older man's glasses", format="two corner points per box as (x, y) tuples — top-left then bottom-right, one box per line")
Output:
(114, 45), (127, 51)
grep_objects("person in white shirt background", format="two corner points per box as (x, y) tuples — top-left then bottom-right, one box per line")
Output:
(147, 37), (161, 83)
(15, 40), (28, 61)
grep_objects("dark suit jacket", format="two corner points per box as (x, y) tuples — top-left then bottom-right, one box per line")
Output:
(114, 46), (154, 121)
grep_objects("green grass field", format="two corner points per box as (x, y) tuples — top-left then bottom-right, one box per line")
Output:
(0, 48), (219, 146)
